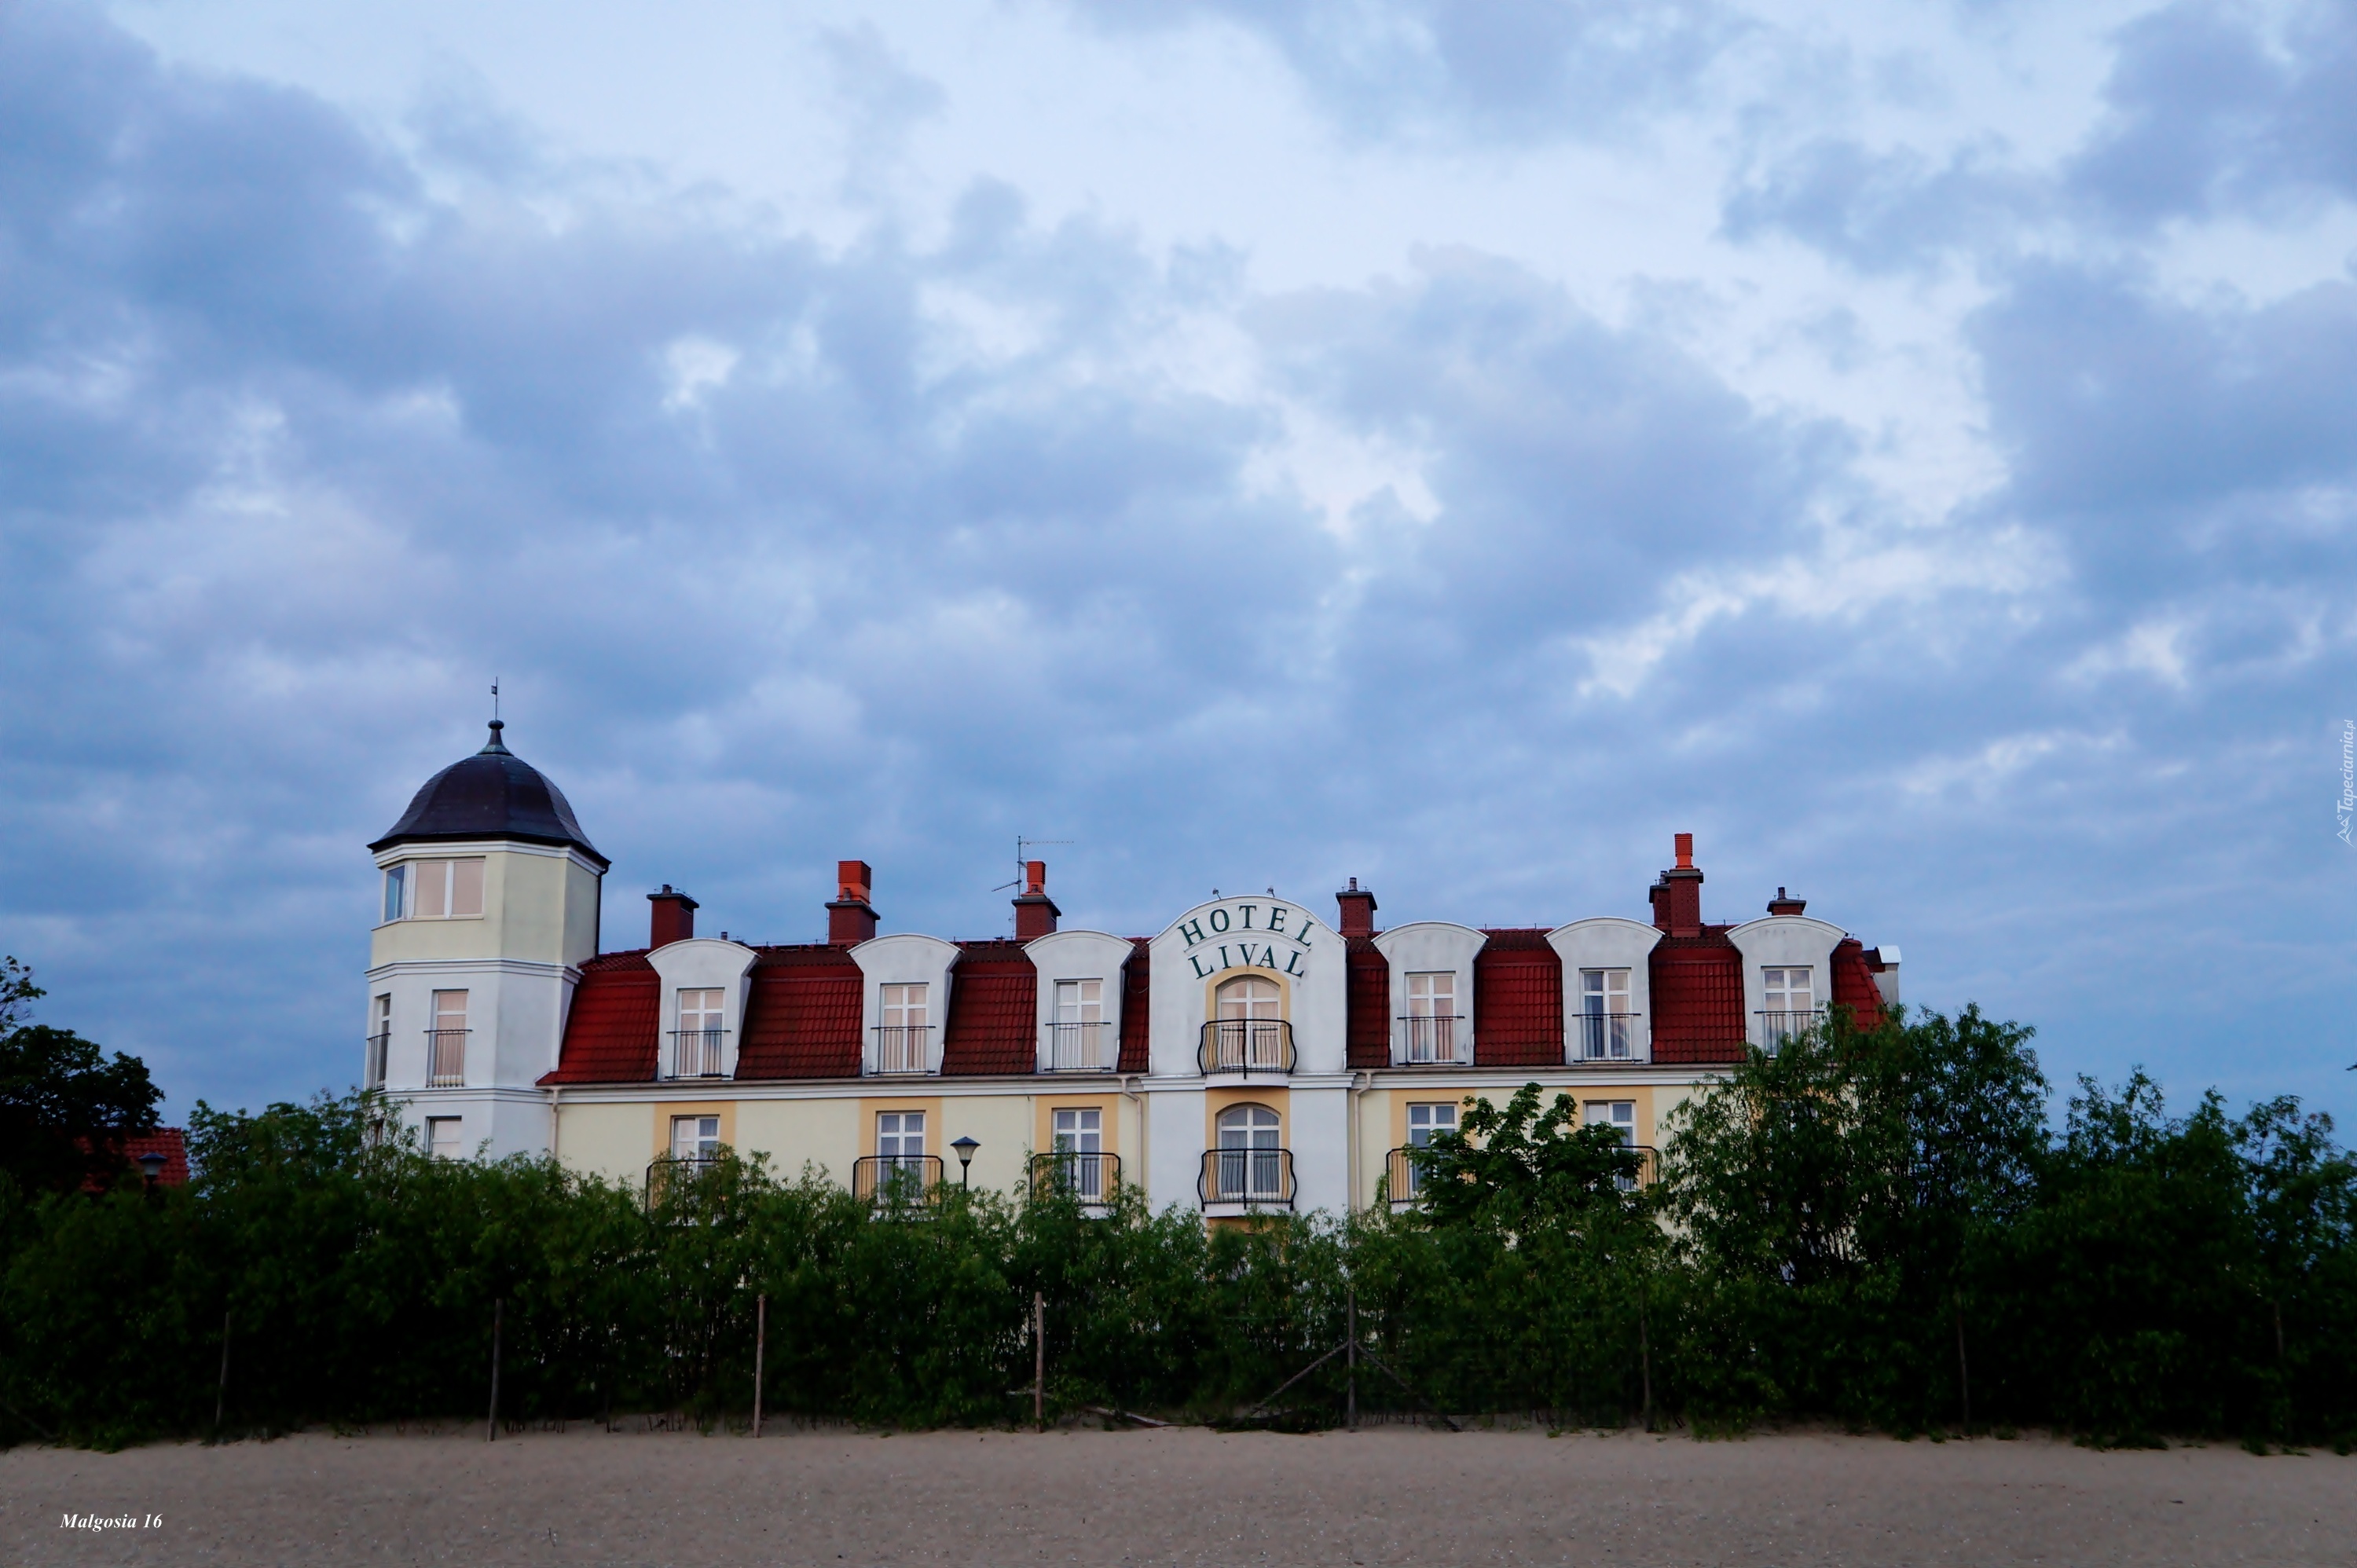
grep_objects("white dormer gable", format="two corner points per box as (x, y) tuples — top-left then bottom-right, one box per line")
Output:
(849, 933), (962, 1075)
(1370, 921), (1485, 1064)
(1025, 929), (1133, 1073)
(1726, 914), (1846, 1047)
(1546, 918), (1662, 1064)
(647, 936), (758, 1079)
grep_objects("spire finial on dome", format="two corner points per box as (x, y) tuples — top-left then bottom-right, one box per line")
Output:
(479, 719), (511, 755)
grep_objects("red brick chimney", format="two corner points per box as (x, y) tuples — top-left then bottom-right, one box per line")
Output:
(1766, 885), (1807, 917)
(827, 860), (878, 945)
(1652, 833), (1704, 938)
(1013, 860), (1061, 940)
(648, 885), (698, 948)
(1336, 877), (1377, 938)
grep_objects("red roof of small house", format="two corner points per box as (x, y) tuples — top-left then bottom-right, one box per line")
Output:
(1648, 927), (1747, 1063)
(540, 951), (659, 1083)
(1472, 929), (1565, 1067)
(738, 945), (863, 1079)
(79, 1127), (189, 1189)
(940, 940), (1039, 1075)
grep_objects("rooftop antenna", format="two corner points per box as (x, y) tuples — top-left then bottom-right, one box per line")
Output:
(492, 677), (500, 723)
(994, 835), (1072, 893)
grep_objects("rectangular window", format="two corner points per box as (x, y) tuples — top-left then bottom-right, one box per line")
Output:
(675, 987), (724, 1077)
(1582, 1100), (1637, 1143)
(671, 1115), (720, 1162)
(878, 984), (928, 1073)
(1577, 969), (1633, 1060)
(1395, 1098), (1452, 1197)
(401, 858), (486, 920)
(1051, 1106), (1104, 1198)
(368, 994), (391, 1087)
(1761, 966), (1816, 1050)
(1049, 979), (1106, 1070)
(1403, 972), (1460, 1062)
(382, 864), (407, 924)
(427, 990), (467, 1085)
(427, 1116), (463, 1160)
(878, 1110), (926, 1162)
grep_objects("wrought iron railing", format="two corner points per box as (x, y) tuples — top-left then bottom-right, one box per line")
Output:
(426, 1028), (467, 1086)
(644, 1154), (720, 1207)
(1395, 1014), (1466, 1064)
(1197, 1147), (1296, 1207)
(365, 1031), (389, 1088)
(1387, 1141), (1658, 1203)
(872, 1024), (933, 1075)
(1571, 1011), (1643, 1062)
(852, 1154), (944, 1205)
(1197, 1019), (1296, 1075)
(1755, 1009), (1825, 1053)
(1043, 1020), (1113, 1072)
(1028, 1150), (1120, 1203)
(669, 1028), (727, 1078)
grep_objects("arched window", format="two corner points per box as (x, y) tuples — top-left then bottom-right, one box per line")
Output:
(1211, 1103), (1285, 1200)
(1209, 976), (1286, 1070)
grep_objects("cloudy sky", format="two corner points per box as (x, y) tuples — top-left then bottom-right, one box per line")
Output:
(3, 0), (2353, 1127)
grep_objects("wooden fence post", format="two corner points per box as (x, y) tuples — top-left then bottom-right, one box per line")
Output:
(486, 1297), (503, 1443)
(1347, 1286), (1358, 1432)
(754, 1293), (767, 1438)
(1033, 1292), (1045, 1433)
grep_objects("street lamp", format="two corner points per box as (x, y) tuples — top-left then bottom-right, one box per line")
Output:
(951, 1136), (979, 1189)
(137, 1151), (167, 1190)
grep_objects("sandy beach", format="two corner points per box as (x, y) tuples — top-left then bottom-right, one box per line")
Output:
(5, 1423), (2349, 1566)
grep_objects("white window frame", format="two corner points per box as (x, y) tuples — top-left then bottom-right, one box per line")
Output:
(426, 1116), (463, 1160)
(674, 987), (726, 1078)
(878, 983), (929, 1075)
(1050, 1106), (1105, 1200)
(1210, 1103), (1285, 1203)
(1575, 968), (1634, 1061)
(1402, 972), (1461, 1064)
(670, 1114), (721, 1163)
(398, 858), (486, 921)
(427, 990), (467, 1086)
(368, 993), (391, 1087)
(1049, 978), (1108, 1070)
(878, 1109), (926, 1163)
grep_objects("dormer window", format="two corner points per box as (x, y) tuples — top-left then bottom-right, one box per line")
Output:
(387, 857), (485, 921)
(1759, 965), (1817, 1050)
(1049, 978), (1109, 1071)
(1402, 972), (1461, 1063)
(673, 987), (726, 1078)
(878, 983), (929, 1074)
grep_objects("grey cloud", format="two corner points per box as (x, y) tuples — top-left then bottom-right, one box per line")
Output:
(1721, 137), (2040, 274)
(1069, 0), (1741, 144)
(2067, 0), (2357, 227)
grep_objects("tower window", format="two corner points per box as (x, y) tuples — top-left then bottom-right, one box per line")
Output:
(396, 858), (485, 921)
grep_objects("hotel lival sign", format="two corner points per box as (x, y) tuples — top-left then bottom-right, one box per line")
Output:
(1174, 899), (1318, 980)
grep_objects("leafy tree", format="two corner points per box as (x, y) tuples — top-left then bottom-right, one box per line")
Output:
(0, 957), (162, 1195)
(1407, 1081), (1648, 1228)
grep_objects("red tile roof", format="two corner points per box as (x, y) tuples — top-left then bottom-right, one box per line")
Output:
(1118, 940), (1151, 1072)
(542, 951), (658, 1083)
(79, 1127), (189, 1189)
(1648, 928), (1747, 1063)
(1346, 936), (1391, 1069)
(1830, 936), (1887, 1031)
(739, 944), (863, 1079)
(941, 940), (1039, 1075)
(1472, 929), (1564, 1067)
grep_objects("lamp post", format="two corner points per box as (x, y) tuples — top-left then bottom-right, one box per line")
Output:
(137, 1151), (167, 1190)
(951, 1136), (979, 1189)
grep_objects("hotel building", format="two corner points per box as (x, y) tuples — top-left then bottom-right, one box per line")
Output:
(365, 722), (1901, 1211)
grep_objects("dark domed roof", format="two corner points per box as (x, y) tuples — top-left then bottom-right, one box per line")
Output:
(370, 722), (607, 868)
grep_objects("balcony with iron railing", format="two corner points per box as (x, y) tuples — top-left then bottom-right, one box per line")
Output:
(1197, 1019), (1296, 1076)
(643, 1154), (721, 1207)
(1393, 1014), (1468, 1065)
(365, 1031), (389, 1088)
(1043, 1020), (1115, 1072)
(872, 1024), (933, 1075)
(1028, 1150), (1121, 1207)
(425, 1028), (467, 1086)
(669, 1028), (728, 1079)
(1198, 1147), (1296, 1211)
(853, 1154), (944, 1206)
(1385, 1141), (1659, 1206)
(1570, 1011), (1644, 1063)
(1755, 1009), (1826, 1053)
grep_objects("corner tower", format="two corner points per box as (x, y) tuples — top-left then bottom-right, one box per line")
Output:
(365, 720), (606, 1158)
